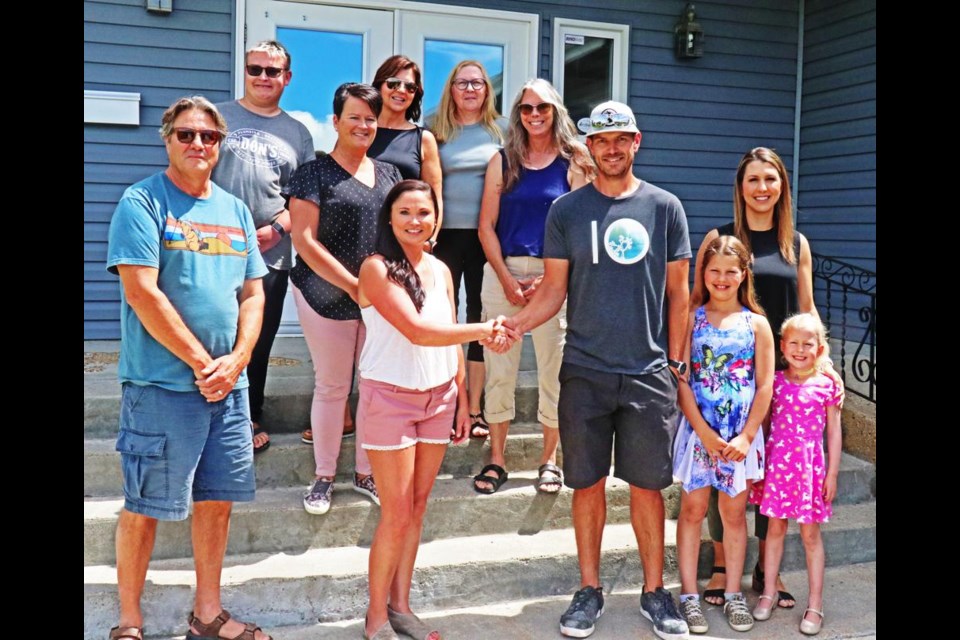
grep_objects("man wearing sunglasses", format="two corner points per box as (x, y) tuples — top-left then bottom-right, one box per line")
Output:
(106, 95), (272, 640)
(503, 101), (691, 640)
(213, 40), (315, 455)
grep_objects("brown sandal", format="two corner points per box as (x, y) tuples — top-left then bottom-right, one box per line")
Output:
(109, 627), (143, 640)
(187, 609), (272, 640)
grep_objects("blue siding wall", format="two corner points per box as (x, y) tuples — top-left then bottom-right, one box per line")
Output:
(84, 0), (235, 339)
(415, 0), (801, 256)
(797, 0), (876, 271)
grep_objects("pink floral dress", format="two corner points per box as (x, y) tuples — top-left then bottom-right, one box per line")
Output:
(751, 370), (842, 523)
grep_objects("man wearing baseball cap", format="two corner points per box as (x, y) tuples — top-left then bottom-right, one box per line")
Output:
(505, 100), (691, 639)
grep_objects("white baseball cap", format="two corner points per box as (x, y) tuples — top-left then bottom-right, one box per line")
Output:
(577, 100), (640, 137)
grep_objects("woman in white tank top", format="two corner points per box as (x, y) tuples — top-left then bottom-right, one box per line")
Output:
(356, 180), (517, 640)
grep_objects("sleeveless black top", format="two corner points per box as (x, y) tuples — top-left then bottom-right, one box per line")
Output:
(368, 126), (423, 180)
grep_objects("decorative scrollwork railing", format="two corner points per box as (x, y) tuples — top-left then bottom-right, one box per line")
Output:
(812, 254), (876, 403)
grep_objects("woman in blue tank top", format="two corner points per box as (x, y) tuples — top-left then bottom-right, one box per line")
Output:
(473, 79), (596, 495)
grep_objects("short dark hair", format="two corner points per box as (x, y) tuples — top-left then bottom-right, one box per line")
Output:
(372, 55), (424, 123)
(333, 83), (382, 119)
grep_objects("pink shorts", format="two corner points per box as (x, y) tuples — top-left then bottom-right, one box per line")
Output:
(358, 377), (457, 450)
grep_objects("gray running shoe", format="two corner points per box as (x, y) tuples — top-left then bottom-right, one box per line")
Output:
(640, 587), (690, 640)
(560, 586), (604, 638)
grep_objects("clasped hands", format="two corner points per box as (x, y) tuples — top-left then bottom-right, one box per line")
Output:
(479, 315), (522, 353)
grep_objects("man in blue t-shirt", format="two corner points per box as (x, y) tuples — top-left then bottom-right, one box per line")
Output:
(105, 96), (270, 640)
(505, 101), (692, 640)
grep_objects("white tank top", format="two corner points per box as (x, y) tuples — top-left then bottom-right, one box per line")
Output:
(359, 254), (459, 389)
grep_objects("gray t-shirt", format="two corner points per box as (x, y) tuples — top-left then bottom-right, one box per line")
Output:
(435, 117), (507, 229)
(213, 100), (315, 270)
(544, 181), (691, 375)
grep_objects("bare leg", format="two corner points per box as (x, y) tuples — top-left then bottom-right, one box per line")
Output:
(799, 523), (825, 623)
(115, 509), (158, 629)
(762, 517), (788, 606)
(474, 419), (509, 492)
(388, 442), (448, 620)
(718, 488), (751, 594)
(540, 424), (559, 466)
(343, 402), (355, 435)
(190, 501), (269, 639)
(467, 360), (485, 417)
(630, 486), (666, 591)
(705, 542), (726, 604)
(677, 488), (710, 595)
(365, 446), (417, 637)
(759, 537), (795, 607)
(573, 477), (607, 587)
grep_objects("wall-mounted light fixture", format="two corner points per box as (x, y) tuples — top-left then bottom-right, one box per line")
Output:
(675, 3), (704, 59)
(146, 0), (173, 14)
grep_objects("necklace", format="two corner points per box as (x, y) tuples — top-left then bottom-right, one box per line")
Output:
(787, 366), (818, 383)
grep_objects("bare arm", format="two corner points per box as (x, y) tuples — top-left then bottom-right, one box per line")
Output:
(822, 396), (843, 502)
(689, 229), (719, 309)
(420, 130), (444, 235)
(677, 310), (729, 459)
(290, 196), (360, 302)
(724, 314), (775, 460)
(117, 265), (213, 377)
(477, 154), (529, 307)
(507, 258), (569, 334)
(797, 234), (818, 319)
(666, 259), (690, 365)
(195, 277), (265, 399)
(358, 256), (497, 346)
(567, 163), (590, 191)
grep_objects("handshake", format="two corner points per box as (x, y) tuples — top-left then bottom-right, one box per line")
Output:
(479, 315), (522, 354)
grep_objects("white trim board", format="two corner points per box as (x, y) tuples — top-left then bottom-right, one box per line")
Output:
(84, 90), (141, 125)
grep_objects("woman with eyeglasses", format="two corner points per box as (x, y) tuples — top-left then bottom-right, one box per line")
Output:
(472, 79), (596, 495)
(429, 60), (508, 440)
(285, 83), (402, 516)
(369, 55), (443, 234)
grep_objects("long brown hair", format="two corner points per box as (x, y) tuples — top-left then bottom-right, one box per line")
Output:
(733, 147), (796, 264)
(700, 235), (765, 315)
(502, 78), (595, 192)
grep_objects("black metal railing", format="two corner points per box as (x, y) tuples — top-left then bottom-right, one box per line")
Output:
(812, 254), (876, 403)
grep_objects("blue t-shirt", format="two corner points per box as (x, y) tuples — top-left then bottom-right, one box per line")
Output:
(106, 173), (268, 392)
(544, 180), (691, 375)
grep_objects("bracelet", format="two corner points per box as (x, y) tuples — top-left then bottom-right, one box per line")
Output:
(271, 221), (286, 238)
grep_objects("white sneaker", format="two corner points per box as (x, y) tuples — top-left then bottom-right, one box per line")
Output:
(353, 473), (380, 506)
(303, 478), (333, 515)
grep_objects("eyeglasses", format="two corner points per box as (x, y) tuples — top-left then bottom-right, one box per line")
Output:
(518, 102), (553, 116)
(384, 77), (418, 93)
(582, 113), (634, 130)
(245, 64), (287, 78)
(452, 78), (486, 91)
(173, 128), (222, 145)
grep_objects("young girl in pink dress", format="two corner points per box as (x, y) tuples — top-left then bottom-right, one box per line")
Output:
(751, 313), (844, 635)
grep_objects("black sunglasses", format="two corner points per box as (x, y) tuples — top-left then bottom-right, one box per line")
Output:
(518, 102), (553, 116)
(173, 128), (222, 145)
(384, 77), (418, 93)
(245, 64), (287, 78)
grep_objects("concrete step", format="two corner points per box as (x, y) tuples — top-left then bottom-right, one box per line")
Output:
(85, 474), (661, 566)
(83, 501), (876, 639)
(85, 424), (558, 497)
(84, 454), (874, 565)
(223, 562), (878, 640)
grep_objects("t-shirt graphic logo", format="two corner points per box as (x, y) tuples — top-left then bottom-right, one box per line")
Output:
(603, 218), (649, 264)
(224, 128), (291, 168)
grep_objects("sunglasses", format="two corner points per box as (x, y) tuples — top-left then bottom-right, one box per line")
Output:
(384, 77), (418, 93)
(452, 78), (486, 91)
(173, 128), (222, 145)
(518, 102), (553, 116)
(583, 113), (634, 130)
(245, 64), (287, 78)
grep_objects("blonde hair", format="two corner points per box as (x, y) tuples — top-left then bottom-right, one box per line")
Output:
(429, 60), (504, 145)
(502, 78), (596, 191)
(733, 147), (796, 264)
(780, 313), (832, 372)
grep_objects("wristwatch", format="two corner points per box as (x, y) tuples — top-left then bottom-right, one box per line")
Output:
(270, 221), (286, 238)
(667, 359), (687, 375)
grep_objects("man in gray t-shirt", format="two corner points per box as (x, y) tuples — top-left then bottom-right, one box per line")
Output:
(506, 101), (691, 639)
(213, 40), (314, 453)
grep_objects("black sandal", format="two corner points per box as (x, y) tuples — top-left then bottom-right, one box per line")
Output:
(469, 413), (489, 439)
(472, 464), (508, 494)
(703, 565), (725, 605)
(752, 562), (796, 609)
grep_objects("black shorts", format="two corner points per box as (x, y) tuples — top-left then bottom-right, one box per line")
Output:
(557, 362), (679, 490)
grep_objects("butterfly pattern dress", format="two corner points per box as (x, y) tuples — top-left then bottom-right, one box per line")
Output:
(673, 306), (764, 496)
(750, 371), (843, 523)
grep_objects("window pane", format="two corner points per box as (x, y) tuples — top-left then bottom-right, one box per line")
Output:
(277, 27), (363, 152)
(563, 35), (613, 124)
(422, 39), (504, 121)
